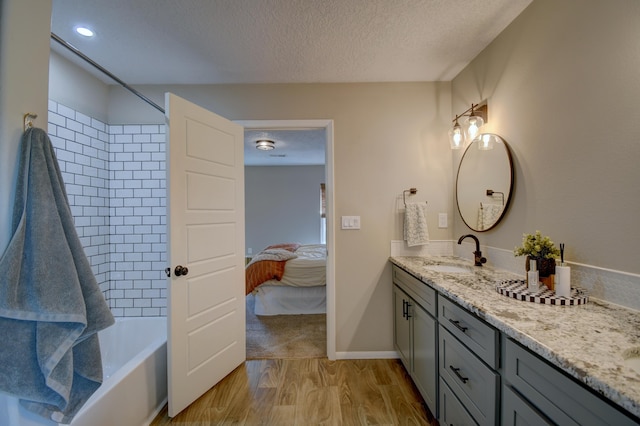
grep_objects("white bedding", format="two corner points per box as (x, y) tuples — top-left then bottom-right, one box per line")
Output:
(253, 285), (326, 315)
(261, 244), (327, 287)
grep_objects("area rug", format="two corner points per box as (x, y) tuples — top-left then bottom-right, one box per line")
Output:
(246, 294), (326, 359)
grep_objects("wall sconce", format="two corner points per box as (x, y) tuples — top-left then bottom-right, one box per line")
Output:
(449, 103), (488, 149)
(255, 139), (275, 150)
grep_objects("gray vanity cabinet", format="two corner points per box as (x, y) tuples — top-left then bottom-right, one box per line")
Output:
(392, 266), (438, 416)
(439, 296), (499, 368)
(391, 262), (640, 425)
(504, 338), (639, 426)
(440, 377), (477, 425)
(412, 300), (437, 411)
(438, 295), (500, 425)
(502, 384), (552, 425)
(393, 285), (411, 366)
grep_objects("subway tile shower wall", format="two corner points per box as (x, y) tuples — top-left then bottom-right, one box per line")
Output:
(48, 101), (167, 317)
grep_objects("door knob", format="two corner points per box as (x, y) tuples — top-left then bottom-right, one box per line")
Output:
(174, 265), (189, 276)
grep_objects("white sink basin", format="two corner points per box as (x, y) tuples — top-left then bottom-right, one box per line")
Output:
(623, 348), (640, 374)
(424, 265), (472, 273)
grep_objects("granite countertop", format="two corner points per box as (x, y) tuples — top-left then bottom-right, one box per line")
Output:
(389, 255), (640, 418)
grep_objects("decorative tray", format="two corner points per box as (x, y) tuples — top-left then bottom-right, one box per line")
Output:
(496, 279), (588, 306)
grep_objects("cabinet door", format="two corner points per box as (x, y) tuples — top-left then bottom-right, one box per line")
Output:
(393, 285), (411, 368)
(440, 378), (476, 426)
(412, 302), (437, 415)
(502, 385), (553, 426)
(505, 338), (638, 425)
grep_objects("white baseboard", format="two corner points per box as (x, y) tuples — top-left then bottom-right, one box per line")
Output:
(334, 351), (399, 360)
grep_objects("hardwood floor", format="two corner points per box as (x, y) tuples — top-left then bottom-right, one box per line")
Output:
(151, 358), (438, 425)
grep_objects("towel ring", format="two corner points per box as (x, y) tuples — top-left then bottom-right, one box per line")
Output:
(402, 188), (427, 207)
(403, 188), (417, 206)
(486, 189), (505, 206)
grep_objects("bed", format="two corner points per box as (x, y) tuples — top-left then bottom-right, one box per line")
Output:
(246, 243), (326, 315)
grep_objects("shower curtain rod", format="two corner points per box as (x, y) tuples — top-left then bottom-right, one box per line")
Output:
(51, 33), (165, 114)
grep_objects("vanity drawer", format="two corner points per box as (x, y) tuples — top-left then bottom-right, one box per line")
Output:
(439, 378), (477, 426)
(438, 295), (498, 368)
(439, 326), (499, 425)
(392, 265), (436, 316)
(505, 338), (639, 426)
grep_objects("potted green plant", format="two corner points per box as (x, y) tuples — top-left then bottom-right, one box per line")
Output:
(514, 230), (561, 289)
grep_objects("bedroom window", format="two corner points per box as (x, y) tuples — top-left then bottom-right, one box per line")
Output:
(320, 183), (326, 244)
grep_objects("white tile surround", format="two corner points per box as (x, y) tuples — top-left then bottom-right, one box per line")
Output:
(391, 240), (640, 312)
(48, 101), (166, 316)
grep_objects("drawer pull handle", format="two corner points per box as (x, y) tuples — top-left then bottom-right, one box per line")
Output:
(402, 300), (407, 318)
(405, 301), (412, 319)
(449, 318), (468, 333)
(449, 365), (469, 384)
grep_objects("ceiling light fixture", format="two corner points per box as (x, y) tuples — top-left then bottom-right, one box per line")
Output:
(255, 139), (275, 150)
(75, 26), (95, 37)
(449, 103), (488, 149)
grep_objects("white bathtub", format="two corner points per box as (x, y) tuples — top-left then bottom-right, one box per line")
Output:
(0, 317), (167, 426)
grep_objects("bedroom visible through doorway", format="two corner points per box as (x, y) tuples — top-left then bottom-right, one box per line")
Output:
(238, 119), (334, 360)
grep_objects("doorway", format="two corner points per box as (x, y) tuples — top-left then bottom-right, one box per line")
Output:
(237, 119), (335, 360)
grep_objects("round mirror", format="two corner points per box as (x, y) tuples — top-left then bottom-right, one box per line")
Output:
(456, 134), (514, 232)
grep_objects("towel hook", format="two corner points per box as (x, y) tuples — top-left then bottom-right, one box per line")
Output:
(24, 113), (37, 132)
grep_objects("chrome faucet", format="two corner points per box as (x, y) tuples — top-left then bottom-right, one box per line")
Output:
(458, 234), (487, 266)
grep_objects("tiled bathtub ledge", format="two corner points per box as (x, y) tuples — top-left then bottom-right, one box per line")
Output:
(389, 255), (640, 419)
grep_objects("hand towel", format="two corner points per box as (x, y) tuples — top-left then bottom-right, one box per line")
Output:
(0, 128), (114, 423)
(404, 203), (429, 247)
(478, 203), (503, 230)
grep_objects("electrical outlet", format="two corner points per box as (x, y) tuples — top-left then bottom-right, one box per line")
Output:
(438, 213), (448, 228)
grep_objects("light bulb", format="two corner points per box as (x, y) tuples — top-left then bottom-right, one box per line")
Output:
(464, 114), (484, 142)
(468, 121), (478, 138)
(454, 131), (462, 142)
(449, 123), (464, 149)
(478, 133), (495, 150)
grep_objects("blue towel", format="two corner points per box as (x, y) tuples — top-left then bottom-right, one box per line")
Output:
(0, 128), (114, 423)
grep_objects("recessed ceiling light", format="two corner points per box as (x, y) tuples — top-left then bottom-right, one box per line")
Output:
(75, 26), (95, 37)
(255, 139), (275, 150)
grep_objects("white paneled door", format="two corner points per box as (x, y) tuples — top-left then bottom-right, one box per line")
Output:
(165, 93), (245, 417)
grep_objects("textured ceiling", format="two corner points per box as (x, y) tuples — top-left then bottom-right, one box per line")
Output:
(50, 0), (532, 165)
(51, 0), (532, 85)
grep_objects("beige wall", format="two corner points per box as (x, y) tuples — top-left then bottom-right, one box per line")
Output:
(49, 51), (110, 123)
(245, 165), (325, 254)
(451, 0), (640, 275)
(109, 82), (453, 352)
(0, 0), (51, 251)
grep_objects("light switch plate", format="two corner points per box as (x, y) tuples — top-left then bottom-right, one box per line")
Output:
(341, 215), (361, 229)
(438, 213), (448, 228)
